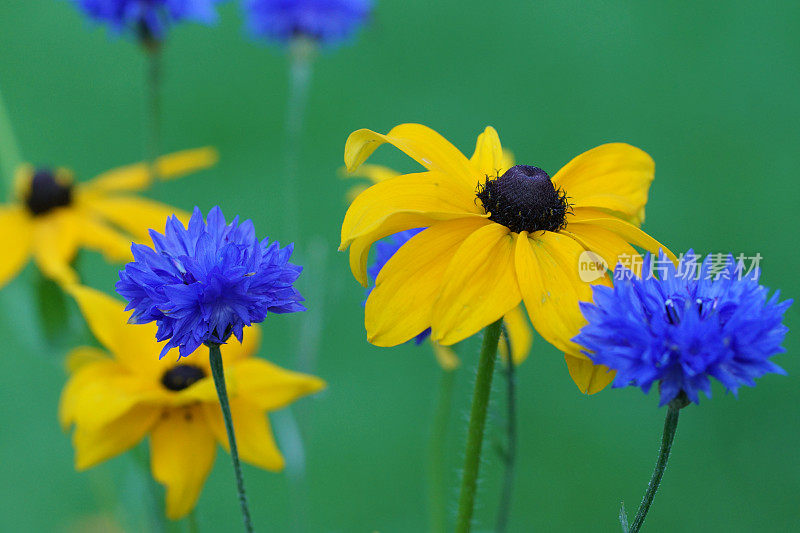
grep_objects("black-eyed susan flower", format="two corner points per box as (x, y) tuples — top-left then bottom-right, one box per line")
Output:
(0, 147), (216, 288)
(60, 285), (325, 520)
(340, 123), (675, 394)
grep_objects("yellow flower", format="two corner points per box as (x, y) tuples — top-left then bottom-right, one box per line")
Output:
(339, 123), (675, 394)
(59, 286), (325, 519)
(0, 147), (217, 288)
(343, 158), (533, 371)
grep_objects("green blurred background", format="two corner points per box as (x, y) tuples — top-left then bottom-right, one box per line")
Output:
(0, 1), (798, 531)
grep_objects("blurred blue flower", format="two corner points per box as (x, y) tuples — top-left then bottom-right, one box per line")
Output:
(243, 0), (372, 45)
(366, 228), (429, 344)
(116, 206), (305, 359)
(70, 0), (224, 41)
(574, 251), (791, 406)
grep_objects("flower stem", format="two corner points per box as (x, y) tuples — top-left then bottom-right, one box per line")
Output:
(627, 399), (683, 533)
(495, 327), (517, 533)
(455, 319), (502, 533)
(208, 343), (254, 533)
(282, 36), (315, 238)
(145, 46), (162, 185)
(0, 82), (22, 198)
(428, 366), (457, 533)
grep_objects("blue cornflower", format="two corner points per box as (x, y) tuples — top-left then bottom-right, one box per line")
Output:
(70, 0), (224, 41)
(366, 228), (429, 344)
(574, 251), (791, 406)
(116, 206), (305, 359)
(243, 0), (372, 46)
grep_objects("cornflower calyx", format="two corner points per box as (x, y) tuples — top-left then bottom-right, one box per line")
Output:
(161, 364), (206, 391)
(476, 165), (569, 234)
(25, 169), (73, 216)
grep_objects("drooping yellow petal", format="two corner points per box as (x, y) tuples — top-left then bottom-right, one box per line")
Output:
(469, 126), (507, 177)
(365, 218), (490, 346)
(31, 209), (79, 285)
(499, 305), (533, 365)
(515, 231), (599, 354)
(562, 224), (639, 278)
(84, 147), (218, 193)
(59, 359), (165, 431)
(431, 223), (521, 345)
(0, 205), (33, 288)
(340, 170), (483, 249)
(568, 208), (677, 263)
(203, 399), (285, 471)
(230, 359), (325, 410)
(344, 124), (477, 190)
(72, 404), (160, 470)
(150, 406), (217, 520)
(155, 147), (218, 181)
(552, 143), (654, 226)
(79, 195), (190, 243)
(73, 213), (133, 263)
(431, 342), (460, 370)
(565, 355), (615, 394)
(66, 285), (164, 376)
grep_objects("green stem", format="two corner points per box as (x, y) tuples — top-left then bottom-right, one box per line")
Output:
(208, 343), (254, 533)
(495, 327), (517, 533)
(627, 399), (683, 533)
(455, 319), (502, 533)
(0, 82), (22, 198)
(145, 46), (162, 184)
(428, 366), (456, 533)
(283, 36), (315, 238)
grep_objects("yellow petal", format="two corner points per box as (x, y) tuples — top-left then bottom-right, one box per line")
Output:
(365, 218), (490, 346)
(562, 224), (639, 277)
(73, 214), (133, 263)
(155, 147), (218, 181)
(568, 208), (677, 263)
(83, 147), (218, 193)
(65, 346), (109, 374)
(80, 195), (190, 244)
(344, 124), (477, 190)
(73, 404), (160, 470)
(31, 210), (79, 285)
(230, 359), (325, 410)
(340, 170), (482, 249)
(431, 342), (460, 370)
(0, 205), (33, 288)
(59, 359), (165, 431)
(66, 285), (164, 376)
(515, 231), (595, 354)
(431, 223), (521, 345)
(499, 305), (533, 365)
(202, 399), (285, 471)
(565, 355), (615, 394)
(469, 126), (507, 177)
(150, 406), (217, 520)
(552, 143), (654, 226)
(341, 163), (400, 184)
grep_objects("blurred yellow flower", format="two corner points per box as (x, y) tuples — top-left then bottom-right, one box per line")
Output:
(59, 286), (325, 519)
(340, 124), (675, 394)
(0, 147), (217, 287)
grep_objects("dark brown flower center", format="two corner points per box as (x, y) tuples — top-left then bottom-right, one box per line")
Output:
(161, 364), (206, 391)
(476, 165), (570, 233)
(25, 169), (73, 216)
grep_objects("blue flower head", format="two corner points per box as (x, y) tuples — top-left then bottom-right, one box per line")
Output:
(366, 228), (430, 344)
(116, 206), (305, 359)
(70, 0), (224, 41)
(243, 0), (372, 46)
(574, 251), (791, 406)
